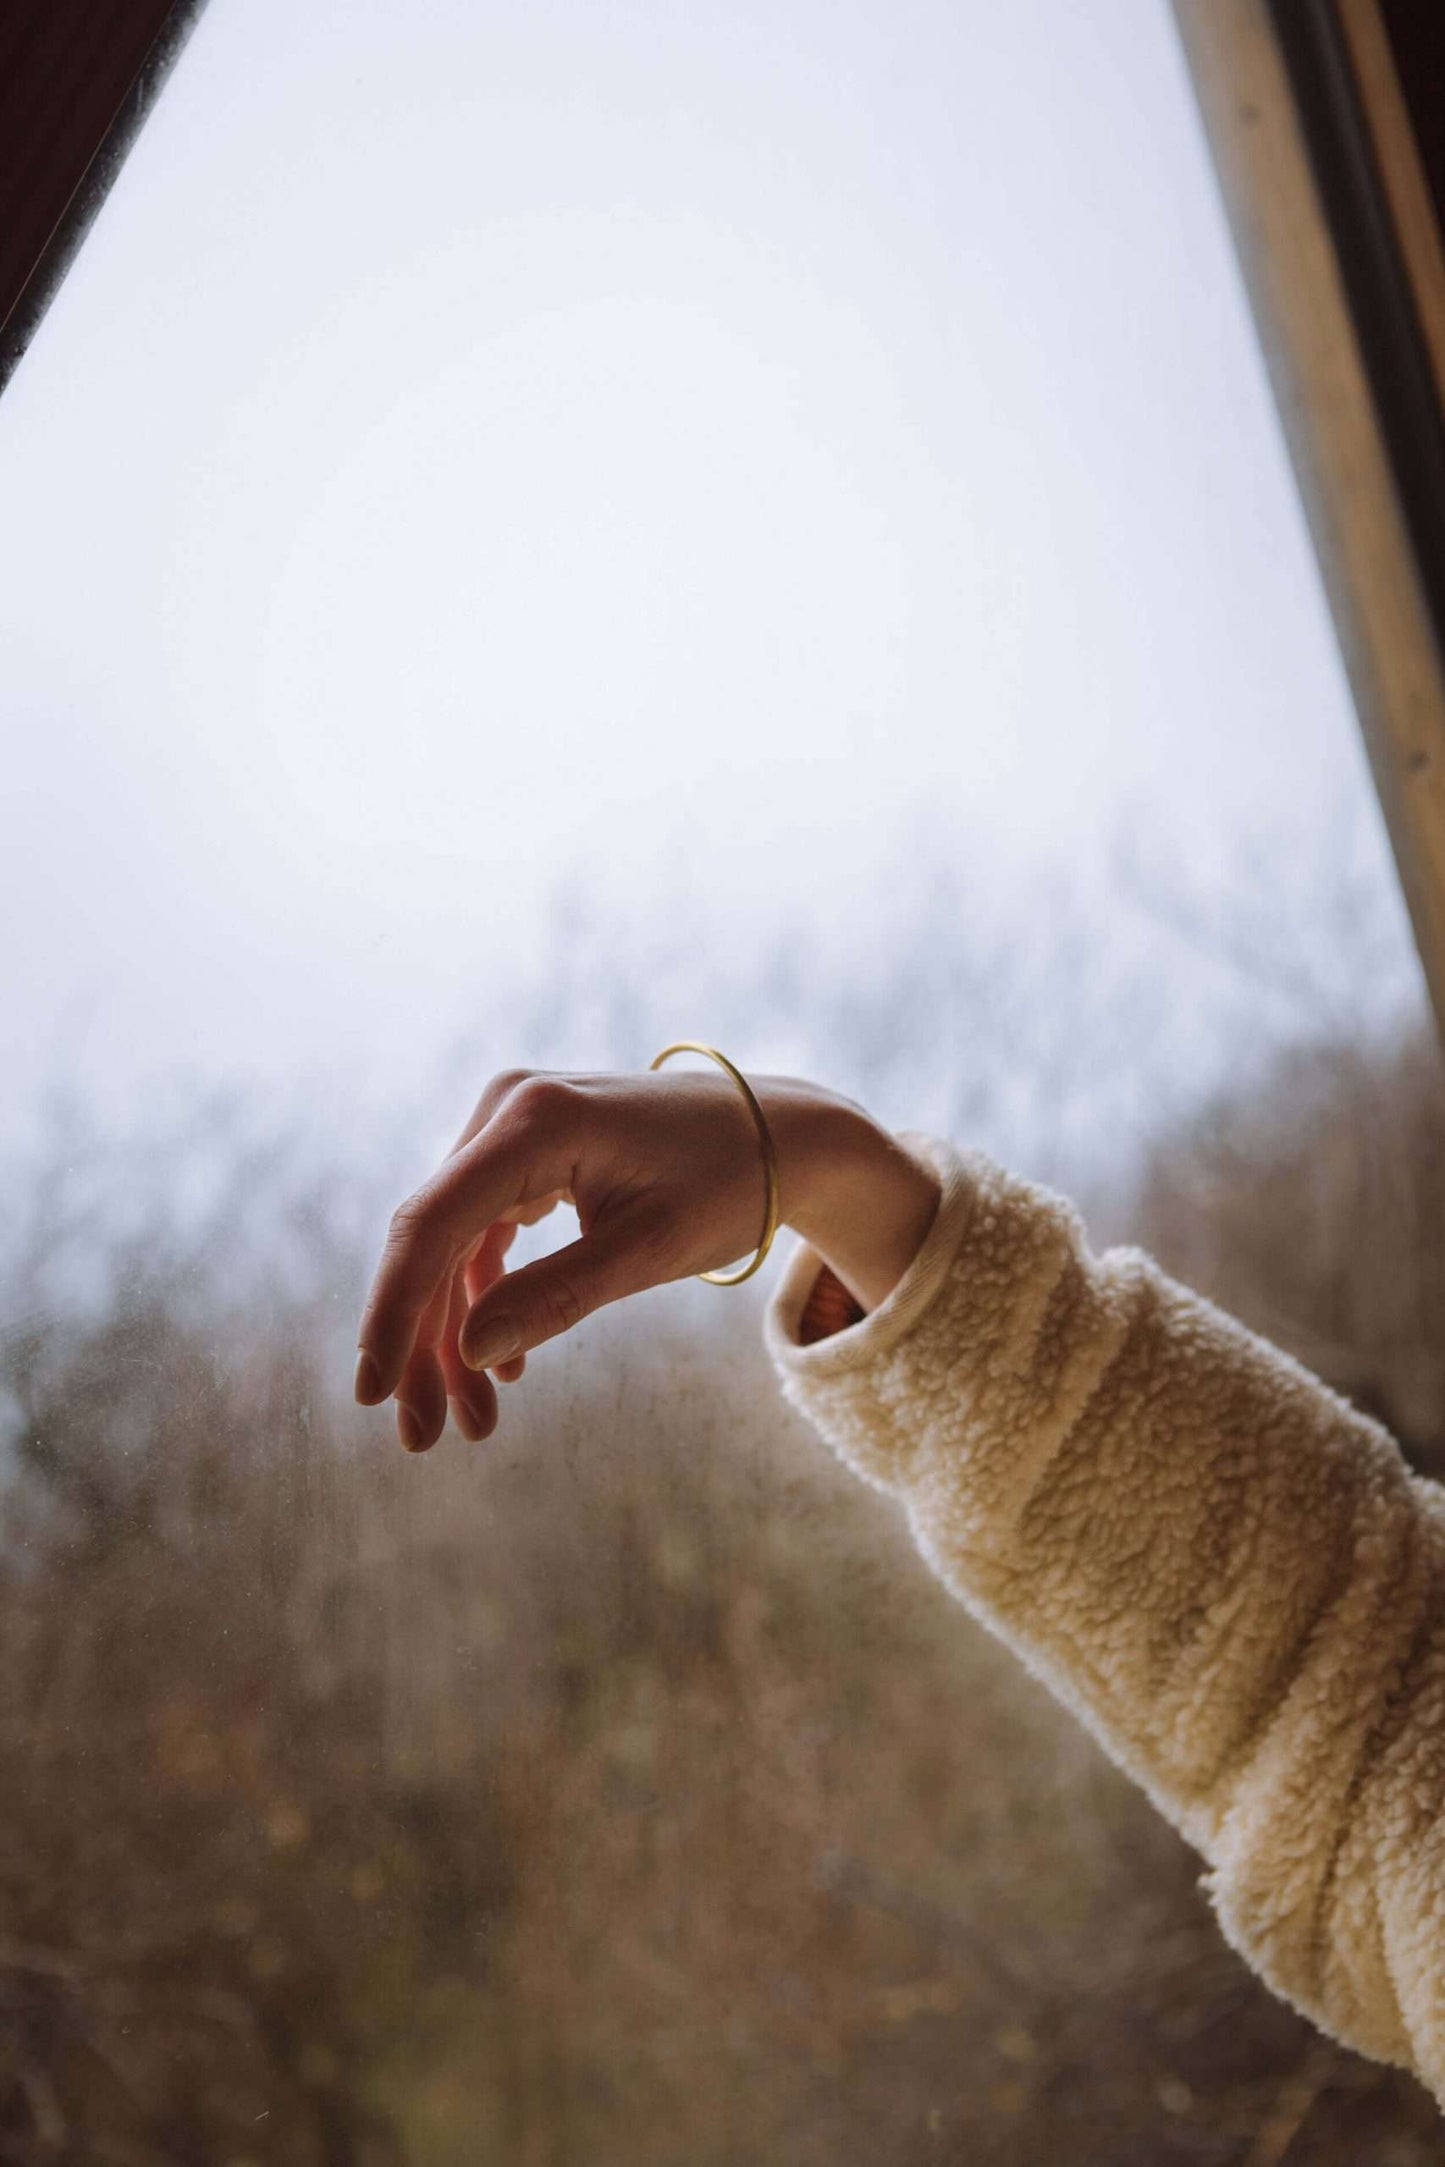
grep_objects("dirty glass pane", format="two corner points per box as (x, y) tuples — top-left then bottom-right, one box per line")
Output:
(1, 1), (1435, 2160)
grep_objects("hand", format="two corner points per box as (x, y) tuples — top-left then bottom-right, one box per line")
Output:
(354, 1065), (941, 1452)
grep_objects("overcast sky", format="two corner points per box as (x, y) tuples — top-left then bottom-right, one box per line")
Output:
(0, 0), (1418, 1145)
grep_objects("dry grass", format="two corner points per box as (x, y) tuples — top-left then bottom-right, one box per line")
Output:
(5, 1012), (1445, 2163)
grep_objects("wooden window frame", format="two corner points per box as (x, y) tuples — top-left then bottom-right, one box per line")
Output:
(1173, 0), (1445, 1032)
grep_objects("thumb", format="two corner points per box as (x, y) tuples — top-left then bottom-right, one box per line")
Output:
(458, 1220), (656, 1372)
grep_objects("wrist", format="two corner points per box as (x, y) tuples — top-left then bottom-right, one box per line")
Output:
(764, 1090), (942, 1314)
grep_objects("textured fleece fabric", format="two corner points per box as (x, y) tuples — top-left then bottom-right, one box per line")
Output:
(763, 1134), (1445, 2102)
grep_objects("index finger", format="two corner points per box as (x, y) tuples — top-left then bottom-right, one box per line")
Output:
(354, 1090), (575, 1404)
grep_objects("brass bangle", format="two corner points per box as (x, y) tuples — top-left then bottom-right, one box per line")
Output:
(648, 1041), (781, 1285)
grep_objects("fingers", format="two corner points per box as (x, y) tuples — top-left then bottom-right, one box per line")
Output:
(396, 1344), (448, 1451)
(393, 1265), (456, 1452)
(356, 1080), (576, 1405)
(391, 1236), (513, 1452)
(464, 1221), (518, 1302)
(458, 1212), (662, 1372)
(438, 1271), (500, 1444)
(466, 1227), (526, 1384)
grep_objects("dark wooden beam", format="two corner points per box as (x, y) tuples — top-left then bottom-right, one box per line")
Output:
(1379, 1), (1445, 235)
(0, 0), (210, 395)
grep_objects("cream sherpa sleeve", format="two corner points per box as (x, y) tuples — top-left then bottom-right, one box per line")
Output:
(763, 1133), (1445, 2099)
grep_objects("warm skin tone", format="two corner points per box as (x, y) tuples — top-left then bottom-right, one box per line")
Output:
(355, 1066), (942, 1452)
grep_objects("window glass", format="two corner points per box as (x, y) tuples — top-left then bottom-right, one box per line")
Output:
(1, 3), (1429, 2159)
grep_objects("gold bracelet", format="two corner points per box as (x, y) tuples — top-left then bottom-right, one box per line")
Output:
(648, 1041), (781, 1285)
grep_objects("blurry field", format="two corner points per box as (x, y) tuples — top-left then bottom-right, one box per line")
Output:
(5, 925), (1445, 2158)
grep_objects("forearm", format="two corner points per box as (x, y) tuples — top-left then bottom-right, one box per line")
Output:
(766, 1138), (1445, 2095)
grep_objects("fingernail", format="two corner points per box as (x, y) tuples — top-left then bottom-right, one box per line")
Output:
(462, 1317), (521, 1372)
(398, 1405), (425, 1453)
(452, 1401), (487, 1443)
(354, 1350), (383, 1405)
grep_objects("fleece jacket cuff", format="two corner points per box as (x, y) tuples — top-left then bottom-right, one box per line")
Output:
(762, 1131), (983, 1381)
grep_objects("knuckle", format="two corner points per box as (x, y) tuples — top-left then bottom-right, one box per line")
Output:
(486, 1066), (535, 1108)
(508, 1073), (575, 1131)
(387, 1192), (426, 1242)
(386, 1187), (437, 1258)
